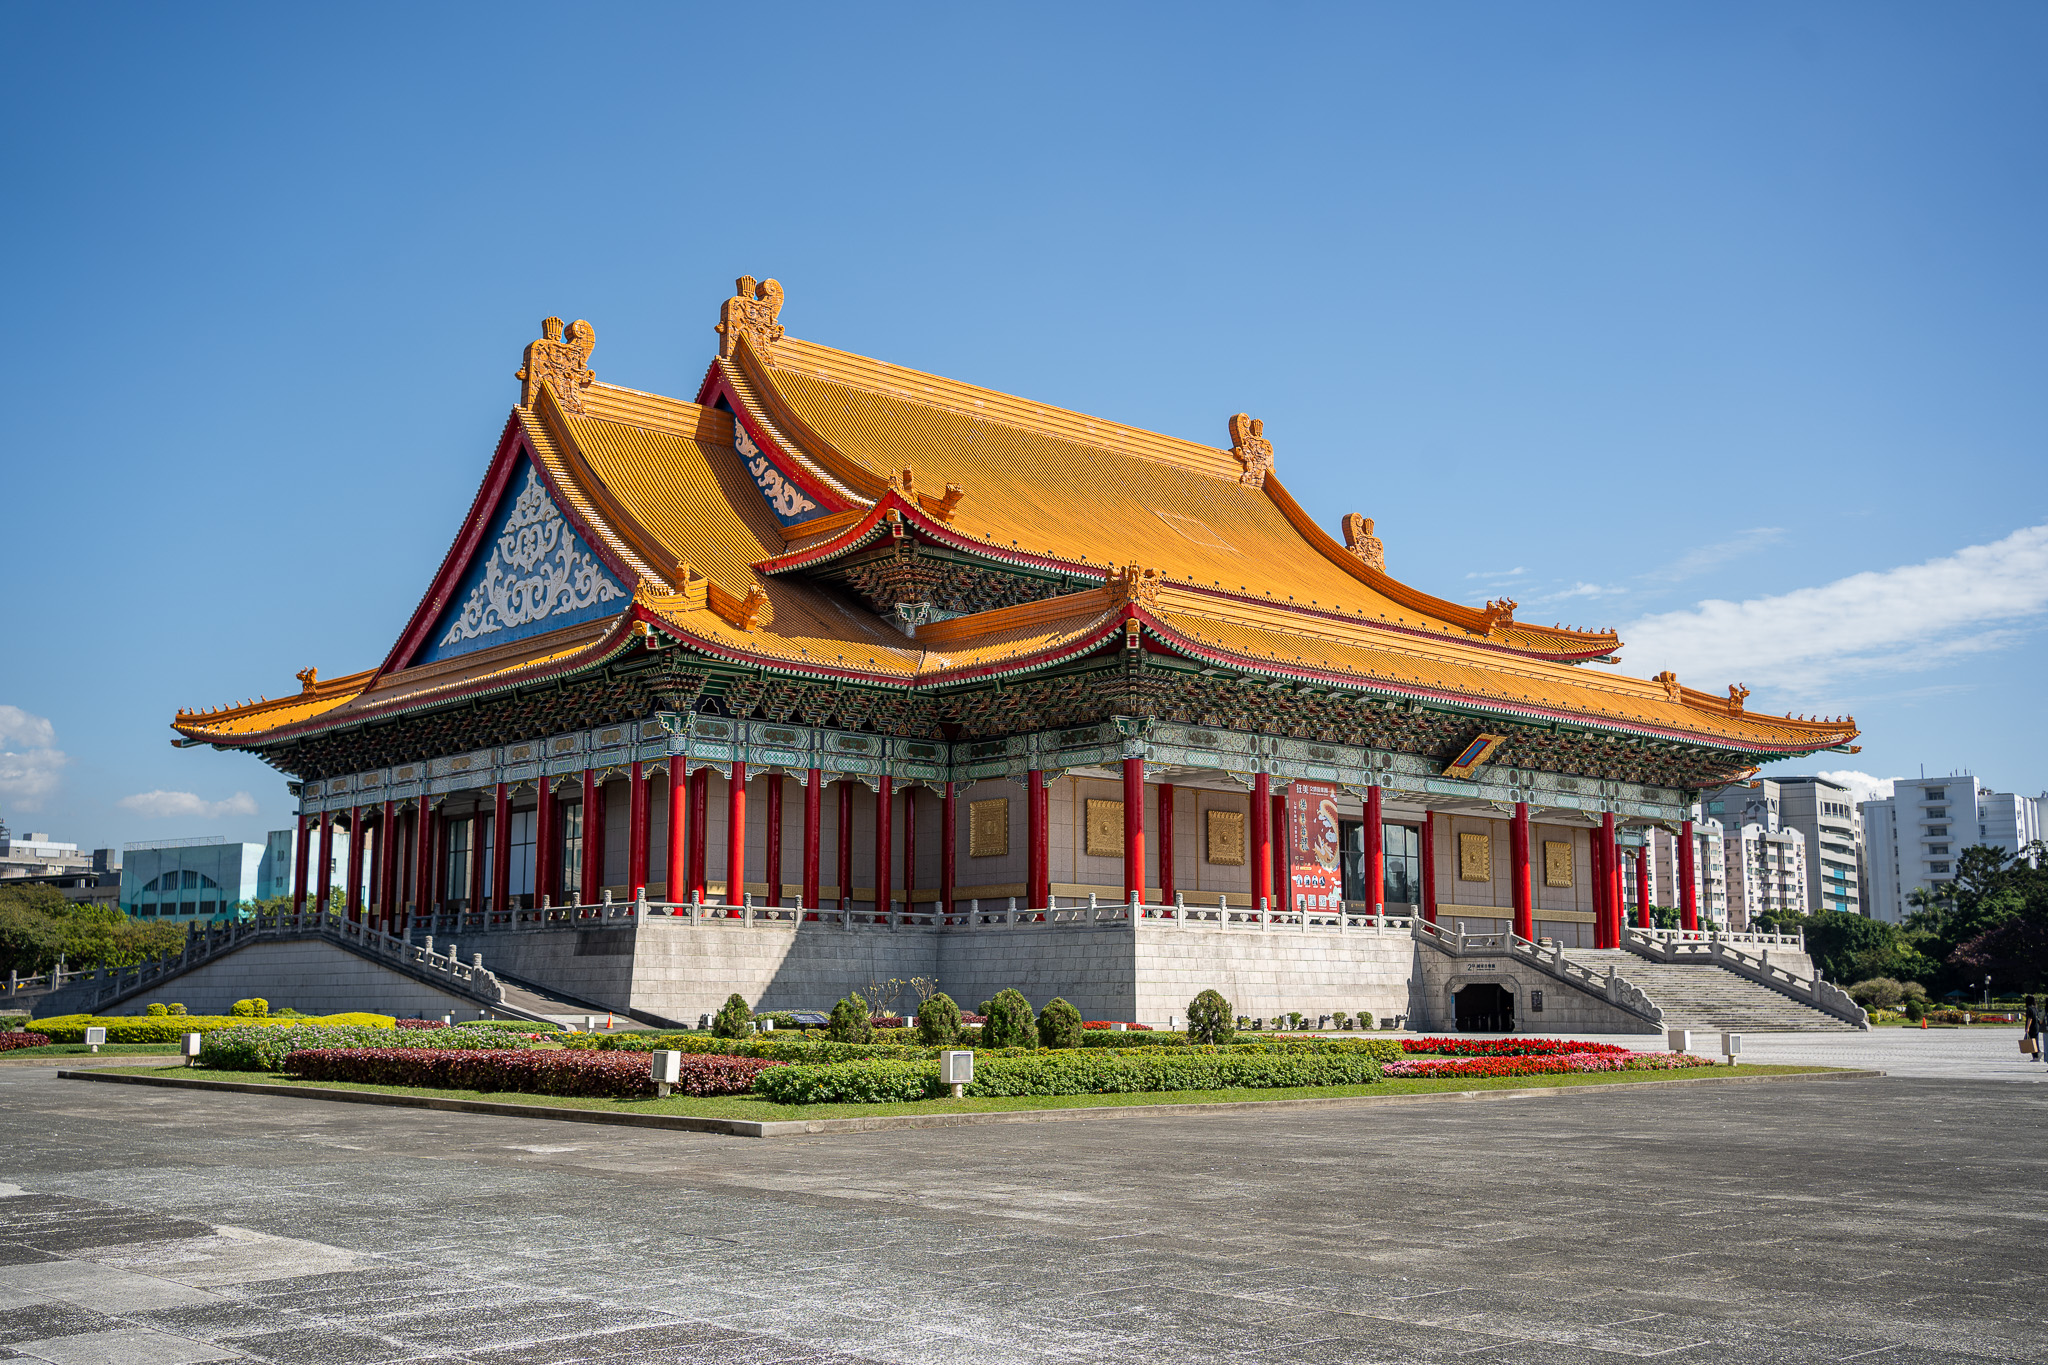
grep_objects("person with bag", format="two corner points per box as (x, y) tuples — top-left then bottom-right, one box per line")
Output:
(2027, 996), (2046, 1064)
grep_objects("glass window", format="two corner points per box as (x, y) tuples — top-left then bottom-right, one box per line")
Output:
(444, 819), (471, 904)
(560, 802), (584, 904)
(508, 809), (536, 899)
(479, 814), (495, 899)
(1926, 788), (1946, 801)
(1384, 824), (1420, 905)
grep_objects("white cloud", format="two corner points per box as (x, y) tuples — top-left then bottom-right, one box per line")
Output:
(1814, 770), (1898, 806)
(1465, 566), (1526, 580)
(0, 706), (68, 812)
(1644, 527), (1787, 584)
(118, 790), (259, 820)
(1612, 523), (2048, 697)
(1548, 582), (1626, 600)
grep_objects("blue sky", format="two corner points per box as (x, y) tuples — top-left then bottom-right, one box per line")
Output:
(2, 2), (2044, 848)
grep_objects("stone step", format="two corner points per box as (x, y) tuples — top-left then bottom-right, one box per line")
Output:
(1559, 949), (1857, 1032)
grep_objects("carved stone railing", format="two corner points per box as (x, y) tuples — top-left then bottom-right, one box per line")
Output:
(1620, 927), (1867, 1029)
(1634, 926), (1805, 951)
(1413, 918), (1663, 1025)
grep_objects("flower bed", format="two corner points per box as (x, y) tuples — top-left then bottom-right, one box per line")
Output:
(752, 1043), (1394, 1105)
(1383, 1051), (1719, 1079)
(1082, 1021), (1153, 1031)
(1401, 1037), (1633, 1058)
(286, 1048), (778, 1099)
(0, 1032), (53, 1052)
(200, 1024), (545, 1072)
(393, 1018), (448, 1030)
(29, 1013), (395, 1044)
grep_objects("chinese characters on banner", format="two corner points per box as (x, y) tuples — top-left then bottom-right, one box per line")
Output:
(1286, 780), (1343, 912)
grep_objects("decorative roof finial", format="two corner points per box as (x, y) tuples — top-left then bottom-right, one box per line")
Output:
(1479, 598), (1518, 635)
(1109, 563), (1163, 608)
(716, 276), (786, 359)
(1227, 413), (1274, 488)
(295, 667), (319, 693)
(1727, 683), (1750, 715)
(1652, 670), (1680, 702)
(516, 317), (597, 412)
(1341, 513), (1386, 573)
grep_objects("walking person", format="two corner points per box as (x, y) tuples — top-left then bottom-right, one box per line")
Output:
(2028, 995), (2047, 1065)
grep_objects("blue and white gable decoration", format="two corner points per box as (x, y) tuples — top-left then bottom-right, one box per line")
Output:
(735, 419), (820, 525)
(419, 459), (626, 664)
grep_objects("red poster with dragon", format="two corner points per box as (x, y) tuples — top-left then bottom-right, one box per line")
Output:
(1287, 780), (1344, 912)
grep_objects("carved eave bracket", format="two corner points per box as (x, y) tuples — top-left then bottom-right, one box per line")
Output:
(716, 276), (786, 360)
(1227, 413), (1275, 489)
(516, 317), (596, 413)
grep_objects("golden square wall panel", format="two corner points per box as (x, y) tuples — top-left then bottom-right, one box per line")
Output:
(1085, 799), (1124, 857)
(1206, 809), (1245, 865)
(1459, 832), (1492, 882)
(968, 798), (1009, 858)
(1543, 840), (1574, 888)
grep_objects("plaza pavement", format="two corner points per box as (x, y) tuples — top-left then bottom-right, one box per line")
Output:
(0, 1030), (2042, 1364)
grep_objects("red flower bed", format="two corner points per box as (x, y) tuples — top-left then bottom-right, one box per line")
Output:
(1083, 1021), (1154, 1031)
(393, 1018), (448, 1030)
(286, 1048), (780, 1099)
(1384, 1051), (1718, 1079)
(1401, 1037), (1632, 1058)
(0, 1032), (51, 1052)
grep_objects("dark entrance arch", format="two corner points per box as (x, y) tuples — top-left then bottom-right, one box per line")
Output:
(1454, 982), (1515, 1032)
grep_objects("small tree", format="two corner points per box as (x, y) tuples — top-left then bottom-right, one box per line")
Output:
(711, 993), (754, 1039)
(1186, 989), (1234, 1044)
(828, 993), (874, 1043)
(1848, 977), (1906, 1011)
(917, 992), (962, 1045)
(984, 989), (1036, 1049)
(230, 998), (269, 1018)
(1037, 996), (1083, 1049)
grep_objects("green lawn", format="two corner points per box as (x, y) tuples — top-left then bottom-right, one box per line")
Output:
(4, 1043), (182, 1058)
(90, 1062), (1843, 1121)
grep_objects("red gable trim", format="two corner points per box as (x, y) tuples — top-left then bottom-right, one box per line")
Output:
(697, 364), (850, 517)
(377, 413), (644, 678)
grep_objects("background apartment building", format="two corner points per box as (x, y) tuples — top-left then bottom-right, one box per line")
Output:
(1774, 775), (1862, 915)
(1862, 775), (2047, 923)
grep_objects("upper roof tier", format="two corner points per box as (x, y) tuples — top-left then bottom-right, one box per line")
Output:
(170, 284), (1860, 766)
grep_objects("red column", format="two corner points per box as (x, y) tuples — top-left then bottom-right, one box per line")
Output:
(535, 780), (554, 905)
(664, 769), (685, 903)
(1122, 755), (1146, 904)
(1272, 791), (1290, 912)
(316, 812), (335, 914)
(1510, 802), (1533, 941)
(1599, 812), (1619, 946)
(940, 780), (956, 919)
(874, 774), (894, 917)
(1364, 785), (1385, 917)
(765, 772), (784, 907)
(689, 767), (709, 901)
(1609, 818), (1625, 942)
(490, 782), (510, 916)
(1249, 774), (1272, 909)
(412, 794), (431, 926)
(1157, 783), (1176, 907)
(1635, 844), (1652, 929)
(1679, 818), (1699, 931)
(380, 797), (397, 926)
(1589, 821), (1608, 947)
(803, 770), (822, 910)
(579, 769), (599, 906)
(1420, 810), (1438, 924)
(836, 779), (854, 909)
(345, 807), (365, 920)
(628, 761), (649, 897)
(1027, 772), (1049, 909)
(292, 810), (310, 912)
(726, 762), (748, 905)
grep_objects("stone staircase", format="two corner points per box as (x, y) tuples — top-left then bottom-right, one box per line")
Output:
(1563, 950), (1860, 1032)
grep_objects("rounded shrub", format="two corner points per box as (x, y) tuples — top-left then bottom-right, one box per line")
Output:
(145, 1003), (169, 1017)
(827, 993), (874, 1044)
(230, 998), (270, 1018)
(1037, 997), (1082, 1049)
(711, 993), (754, 1039)
(1186, 989), (1235, 1045)
(167, 1003), (186, 1015)
(916, 992), (962, 1045)
(984, 989), (1036, 1049)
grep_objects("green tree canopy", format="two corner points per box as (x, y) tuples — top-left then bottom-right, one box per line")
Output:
(0, 884), (187, 976)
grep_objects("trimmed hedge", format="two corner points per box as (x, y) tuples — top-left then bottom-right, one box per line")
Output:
(199, 1023), (546, 1072)
(754, 1045), (1390, 1104)
(30, 1013), (395, 1044)
(286, 1047), (778, 1099)
(0, 1032), (52, 1052)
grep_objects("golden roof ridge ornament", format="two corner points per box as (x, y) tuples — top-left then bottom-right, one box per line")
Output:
(516, 317), (596, 413)
(1479, 597), (1518, 635)
(1341, 513), (1386, 573)
(1109, 563), (1163, 608)
(716, 276), (785, 359)
(1227, 413), (1274, 488)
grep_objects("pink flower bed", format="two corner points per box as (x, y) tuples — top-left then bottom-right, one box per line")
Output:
(0, 1032), (52, 1052)
(1082, 1021), (1153, 1031)
(393, 1018), (448, 1030)
(1401, 1037), (1633, 1058)
(286, 1047), (779, 1099)
(1384, 1051), (1719, 1080)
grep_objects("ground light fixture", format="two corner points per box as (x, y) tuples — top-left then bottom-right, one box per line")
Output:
(84, 1027), (105, 1054)
(182, 1032), (202, 1066)
(1722, 1032), (1743, 1067)
(1666, 1028), (1693, 1054)
(940, 1049), (973, 1099)
(651, 1049), (681, 1098)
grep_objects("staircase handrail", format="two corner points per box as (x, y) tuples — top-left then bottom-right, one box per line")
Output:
(1618, 927), (1867, 1028)
(1413, 918), (1663, 1024)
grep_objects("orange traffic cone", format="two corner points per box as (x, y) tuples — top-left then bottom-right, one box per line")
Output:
(1920, 1018), (1927, 1029)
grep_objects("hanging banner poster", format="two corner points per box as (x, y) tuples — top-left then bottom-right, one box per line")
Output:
(1287, 779), (1344, 912)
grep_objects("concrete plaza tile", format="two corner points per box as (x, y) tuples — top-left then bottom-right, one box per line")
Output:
(81, 1229), (361, 1287)
(0, 1249), (59, 1270)
(126, 1303), (301, 1342)
(7, 1326), (242, 1364)
(0, 1303), (119, 1346)
(215, 1325), (419, 1363)
(0, 1263), (220, 1312)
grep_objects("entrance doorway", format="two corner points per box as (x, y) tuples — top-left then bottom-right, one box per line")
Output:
(1454, 983), (1515, 1032)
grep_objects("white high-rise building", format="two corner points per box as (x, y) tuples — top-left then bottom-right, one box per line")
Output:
(1861, 773), (2046, 924)
(1774, 776), (1863, 916)
(1646, 816), (1730, 926)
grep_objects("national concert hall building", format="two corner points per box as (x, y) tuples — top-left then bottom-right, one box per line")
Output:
(168, 280), (1863, 1029)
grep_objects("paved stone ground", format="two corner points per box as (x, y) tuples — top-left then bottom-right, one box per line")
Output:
(1, 1049), (2045, 1363)
(1468, 1028), (2048, 1082)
